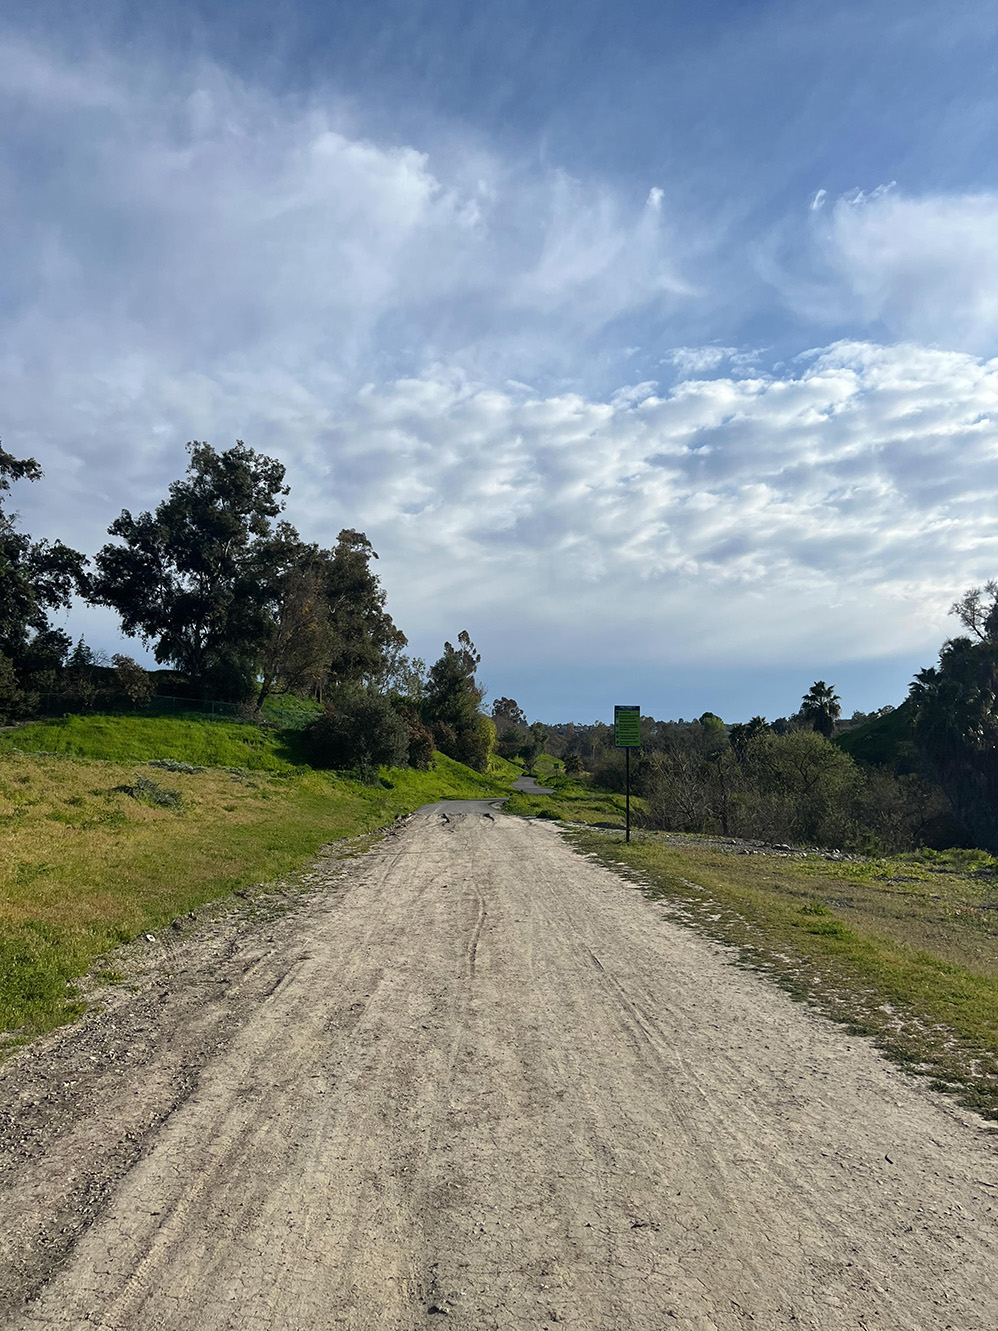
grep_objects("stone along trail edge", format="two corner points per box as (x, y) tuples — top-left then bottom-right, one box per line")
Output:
(2, 803), (997, 1329)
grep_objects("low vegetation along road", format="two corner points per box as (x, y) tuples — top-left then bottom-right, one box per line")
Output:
(2, 804), (997, 1329)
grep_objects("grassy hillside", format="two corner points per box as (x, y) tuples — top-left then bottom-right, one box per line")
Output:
(0, 714), (513, 1046)
(835, 700), (916, 768)
(0, 712), (309, 772)
(532, 752), (564, 777)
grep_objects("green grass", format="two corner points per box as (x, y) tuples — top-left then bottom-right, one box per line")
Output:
(0, 712), (300, 772)
(532, 752), (564, 777)
(487, 752), (522, 783)
(503, 770), (643, 827)
(570, 828), (998, 1120)
(0, 715), (513, 1047)
(259, 692), (323, 729)
(835, 699), (914, 767)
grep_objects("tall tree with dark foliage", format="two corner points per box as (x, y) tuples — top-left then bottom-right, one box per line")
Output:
(0, 443), (87, 709)
(910, 583), (998, 851)
(90, 441), (289, 700)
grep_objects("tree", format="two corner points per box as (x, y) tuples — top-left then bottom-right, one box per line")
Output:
(492, 697), (528, 761)
(904, 579), (998, 850)
(0, 443), (86, 691)
(517, 721), (549, 773)
(729, 715), (769, 759)
(317, 530), (407, 690)
(422, 631), (493, 771)
(391, 697), (434, 769)
(0, 652), (33, 722)
(90, 441), (289, 700)
(800, 681), (841, 739)
(66, 637), (97, 673)
(756, 729), (857, 844)
(951, 579), (998, 642)
(63, 636), (108, 709)
(909, 635), (998, 850)
(492, 697), (527, 730)
(254, 529), (334, 710)
(423, 631), (483, 733)
(112, 654), (154, 705)
(518, 734), (540, 770)
(564, 753), (584, 777)
(379, 646), (426, 701)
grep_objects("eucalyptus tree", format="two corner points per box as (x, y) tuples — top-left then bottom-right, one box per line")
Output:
(90, 441), (289, 699)
(316, 529), (407, 691)
(0, 443), (87, 699)
(423, 630), (493, 770)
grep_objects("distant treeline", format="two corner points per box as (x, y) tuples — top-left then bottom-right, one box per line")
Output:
(0, 441), (493, 774)
(496, 614), (998, 854)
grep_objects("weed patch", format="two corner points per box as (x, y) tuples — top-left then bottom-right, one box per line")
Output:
(114, 774), (183, 810)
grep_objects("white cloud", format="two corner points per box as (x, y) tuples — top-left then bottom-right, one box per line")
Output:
(783, 186), (998, 353)
(664, 346), (738, 375)
(15, 339), (998, 674)
(4, 35), (998, 684)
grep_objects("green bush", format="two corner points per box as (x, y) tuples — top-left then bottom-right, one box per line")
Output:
(0, 652), (37, 723)
(391, 698), (434, 770)
(304, 685), (409, 775)
(112, 654), (154, 705)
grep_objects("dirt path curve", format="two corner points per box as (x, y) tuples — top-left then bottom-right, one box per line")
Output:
(511, 775), (554, 794)
(3, 804), (998, 1330)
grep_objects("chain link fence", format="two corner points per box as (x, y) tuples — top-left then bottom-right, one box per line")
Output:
(34, 693), (315, 729)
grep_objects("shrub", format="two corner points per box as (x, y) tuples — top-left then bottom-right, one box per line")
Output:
(304, 684), (409, 775)
(148, 758), (206, 774)
(112, 654), (155, 705)
(460, 715), (495, 774)
(431, 720), (458, 759)
(0, 652), (37, 723)
(391, 697), (434, 770)
(114, 774), (183, 809)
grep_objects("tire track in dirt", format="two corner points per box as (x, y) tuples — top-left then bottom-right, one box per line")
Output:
(1, 804), (997, 1329)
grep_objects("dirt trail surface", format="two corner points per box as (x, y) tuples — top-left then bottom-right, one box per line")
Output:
(511, 774), (554, 794)
(2, 805), (997, 1330)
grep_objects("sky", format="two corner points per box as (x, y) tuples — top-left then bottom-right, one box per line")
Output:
(3, 0), (998, 723)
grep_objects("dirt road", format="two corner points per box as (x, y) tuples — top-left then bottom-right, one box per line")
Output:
(2, 804), (997, 1329)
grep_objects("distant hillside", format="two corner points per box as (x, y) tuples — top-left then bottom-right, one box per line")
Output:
(835, 700), (916, 769)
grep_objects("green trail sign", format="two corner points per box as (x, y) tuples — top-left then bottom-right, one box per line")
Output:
(614, 705), (641, 748)
(614, 705), (640, 843)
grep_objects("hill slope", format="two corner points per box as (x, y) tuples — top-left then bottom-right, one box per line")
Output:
(0, 713), (514, 1045)
(835, 700), (915, 769)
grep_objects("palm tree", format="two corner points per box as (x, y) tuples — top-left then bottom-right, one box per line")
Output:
(800, 681), (841, 739)
(909, 638), (998, 851)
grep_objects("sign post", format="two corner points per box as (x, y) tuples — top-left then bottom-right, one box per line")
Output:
(613, 705), (641, 842)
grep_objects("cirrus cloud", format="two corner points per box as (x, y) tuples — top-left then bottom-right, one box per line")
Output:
(781, 185), (998, 354)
